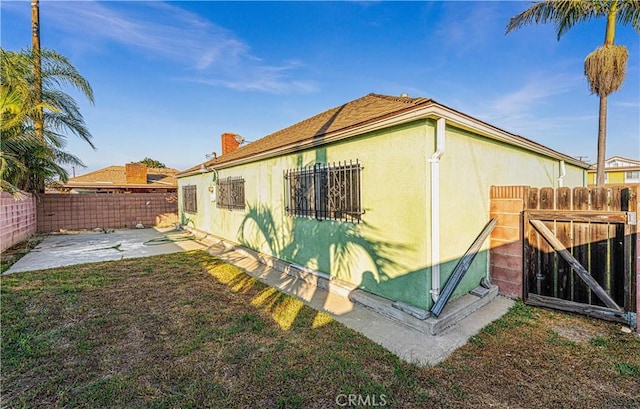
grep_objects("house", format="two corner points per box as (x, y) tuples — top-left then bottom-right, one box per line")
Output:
(587, 156), (640, 184)
(177, 93), (588, 313)
(61, 163), (179, 194)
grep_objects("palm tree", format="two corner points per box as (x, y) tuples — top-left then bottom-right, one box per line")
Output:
(506, 0), (639, 186)
(32, 0), (43, 142)
(0, 48), (95, 193)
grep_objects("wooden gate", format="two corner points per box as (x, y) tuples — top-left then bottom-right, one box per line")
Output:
(523, 186), (637, 326)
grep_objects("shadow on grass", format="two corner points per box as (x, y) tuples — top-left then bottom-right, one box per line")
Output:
(2, 252), (639, 409)
(231, 202), (414, 329)
(199, 253), (335, 331)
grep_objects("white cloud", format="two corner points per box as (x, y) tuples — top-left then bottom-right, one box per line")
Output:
(613, 100), (640, 109)
(34, 1), (315, 94)
(191, 62), (320, 94)
(432, 2), (502, 51)
(462, 73), (596, 150)
(489, 74), (581, 118)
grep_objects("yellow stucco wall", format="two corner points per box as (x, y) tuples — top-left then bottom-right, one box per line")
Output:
(587, 170), (626, 184)
(438, 126), (584, 300)
(179, 119), (586, 309)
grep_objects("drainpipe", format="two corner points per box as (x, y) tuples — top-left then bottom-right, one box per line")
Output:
(558, 160), (566, 187)
(428, 117), (446, 303)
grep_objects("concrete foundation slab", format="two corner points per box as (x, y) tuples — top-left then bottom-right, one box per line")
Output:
(3, 227), (208, 274)
(197, 232), (515, 366)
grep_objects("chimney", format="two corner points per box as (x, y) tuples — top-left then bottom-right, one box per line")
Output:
(125, 162), (147, 185)
(221, 132), (240, 155)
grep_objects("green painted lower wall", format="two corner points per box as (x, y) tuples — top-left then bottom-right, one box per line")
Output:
(178, 119), (586, 310)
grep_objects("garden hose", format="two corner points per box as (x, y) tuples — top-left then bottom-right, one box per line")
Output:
(143, 231), (208, 246)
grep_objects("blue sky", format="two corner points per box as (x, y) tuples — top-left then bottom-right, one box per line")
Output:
(2, 1), (639, 174)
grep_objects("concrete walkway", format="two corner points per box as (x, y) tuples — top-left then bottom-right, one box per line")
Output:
(200, 236), (515, 366)
(4, 228), (514, 366)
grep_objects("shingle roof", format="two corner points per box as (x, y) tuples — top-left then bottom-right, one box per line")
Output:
(64, 166), (178, 188)
(179, 92), (589, 176)
(180, 93), (432, 174)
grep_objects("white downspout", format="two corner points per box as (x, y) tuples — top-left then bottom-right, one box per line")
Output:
(428, 117), (446, 303)
(558, 160), (566, 187)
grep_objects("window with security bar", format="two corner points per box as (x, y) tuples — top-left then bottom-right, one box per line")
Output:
(284, 161), (363, 222)
(182, 185), (197, 213)
(217, 176), (245, 210)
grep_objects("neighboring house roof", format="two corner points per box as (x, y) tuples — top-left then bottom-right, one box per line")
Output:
(64, 166), (178, 189)
(588, 156), (640, 171)
(606, 156), (640, 167)
(179, 93), (588, 177)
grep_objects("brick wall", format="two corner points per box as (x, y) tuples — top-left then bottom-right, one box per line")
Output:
(489, 186), (527, 298)
(221, 132), (240, 155)
(36, 193), (178, 233)
(1, 191), (37, 252)
(125, 163), (147, 185)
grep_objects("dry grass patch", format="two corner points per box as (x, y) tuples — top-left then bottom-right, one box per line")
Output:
(2, 250), (638, 408)
(0, 235), (44, 273)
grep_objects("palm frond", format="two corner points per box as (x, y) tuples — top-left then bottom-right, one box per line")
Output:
(617, 0), (640, 33)
(1, 47), (95, 192)
(39, 49), (95, 105)
(506, 0), (604, 39)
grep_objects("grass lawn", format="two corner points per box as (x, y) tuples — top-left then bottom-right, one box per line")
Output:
(1, 250), (639, 408)
(0, 235), (44, 274)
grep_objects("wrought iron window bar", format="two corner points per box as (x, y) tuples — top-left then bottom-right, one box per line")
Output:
(217, 176), (245, 210)
(182, 185), (197, 213)
(284, 160), (363, 223)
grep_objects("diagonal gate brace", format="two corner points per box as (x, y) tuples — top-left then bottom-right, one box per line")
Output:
(431, 218), (497, 317)
(529, 219), (623, 312)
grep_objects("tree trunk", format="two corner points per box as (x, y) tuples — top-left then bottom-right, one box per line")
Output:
(595, 1), (616, 187)
(596, 94), (608, 186)
(31, 0), (42, 140)
(31, 0), (45, 193)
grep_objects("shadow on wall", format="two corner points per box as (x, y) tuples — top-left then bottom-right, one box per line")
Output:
(237, 202), (494, 310)
(237, 203), (431, 303)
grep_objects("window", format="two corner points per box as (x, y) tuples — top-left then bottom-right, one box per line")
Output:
(217, 176), (245, 210)
(284, 161), (363, 222)
(182, 185), (197, 213)
(625, 170), (640, 183)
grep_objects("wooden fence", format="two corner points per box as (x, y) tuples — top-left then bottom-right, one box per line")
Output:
(489, 184), (638, 329)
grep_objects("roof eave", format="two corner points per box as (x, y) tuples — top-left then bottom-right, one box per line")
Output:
(64, 184), (176, 189)
(179, 101), (588, 176)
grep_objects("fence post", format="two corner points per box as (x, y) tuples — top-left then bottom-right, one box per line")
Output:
(489, 186), (528, 298)
(631, 185), (640, 334)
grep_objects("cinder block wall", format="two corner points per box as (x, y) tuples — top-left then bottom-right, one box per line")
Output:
(489, 186), (527, 298)
(36, 193), (178, 233)
(1, 191), (37, 252)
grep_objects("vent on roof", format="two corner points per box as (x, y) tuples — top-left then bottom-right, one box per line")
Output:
(400, 93), (409, 97)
